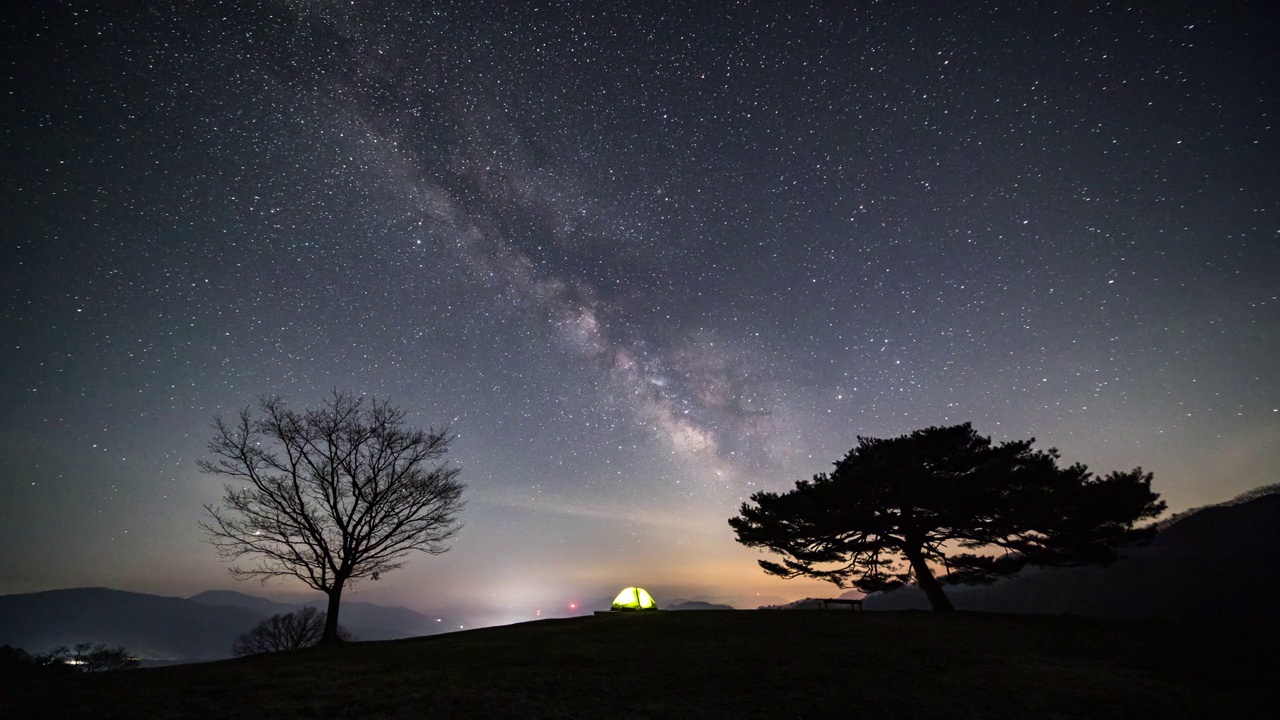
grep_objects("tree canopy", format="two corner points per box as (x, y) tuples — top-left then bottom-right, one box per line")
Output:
(200, 391), (465, 642)
(729, 423), (1165, 610)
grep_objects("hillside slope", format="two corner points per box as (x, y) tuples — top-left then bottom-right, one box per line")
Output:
(866, 491), (1280, 618)
(5, 611), (1273, 719)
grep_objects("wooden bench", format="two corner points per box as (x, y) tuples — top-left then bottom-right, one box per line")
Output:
(815, 598), (863, 611)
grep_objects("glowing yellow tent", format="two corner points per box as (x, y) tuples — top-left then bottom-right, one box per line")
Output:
(611, 586), (658, 611)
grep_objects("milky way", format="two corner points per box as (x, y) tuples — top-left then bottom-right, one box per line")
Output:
(2, 1), (1276, 615)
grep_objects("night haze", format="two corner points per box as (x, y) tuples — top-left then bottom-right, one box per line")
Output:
(2, 0), (1276, 627)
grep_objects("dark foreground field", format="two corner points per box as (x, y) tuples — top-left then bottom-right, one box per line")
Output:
(4, 610), (1273, 719)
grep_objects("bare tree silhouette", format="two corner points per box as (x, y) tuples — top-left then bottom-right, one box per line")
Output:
(232, 606), (352, 656)
(200, 390), (465, 643)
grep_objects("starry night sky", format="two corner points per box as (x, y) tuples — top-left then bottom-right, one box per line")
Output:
(2, 1), (1277, 619)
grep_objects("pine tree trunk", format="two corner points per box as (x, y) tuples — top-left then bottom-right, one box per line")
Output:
(905, 549), (954, 612)
(321, 585), (344, 643)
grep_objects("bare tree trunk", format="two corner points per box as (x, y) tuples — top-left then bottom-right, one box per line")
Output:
(905, 548), (954, 612)
(321, 585), (344, 644)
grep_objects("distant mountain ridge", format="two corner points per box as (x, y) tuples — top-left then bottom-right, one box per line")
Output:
(666, 600), (735, 611)
(187, 589), (297, 617)
(0, 587), (453, 662)
(186, 589), (448, 641)
(0, 588), (262, 662)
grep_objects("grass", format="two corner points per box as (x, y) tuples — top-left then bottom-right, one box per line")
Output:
(4, 610), (1273, 719)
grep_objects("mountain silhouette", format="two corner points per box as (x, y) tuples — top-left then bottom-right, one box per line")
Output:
(666, 600), (735, 611)
(0, 587), (456, 662)
(187, 589), (297, 617)
(0, 588), (260, 661)
(186, 590), (447, 639)
(188, 589), (451, 640)
(320, 599), (445, 640)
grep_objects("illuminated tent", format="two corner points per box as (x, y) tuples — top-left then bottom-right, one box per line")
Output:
(611, 586), (658, 611)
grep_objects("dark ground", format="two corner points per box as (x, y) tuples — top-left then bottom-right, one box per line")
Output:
(3, 610), (1273, 719)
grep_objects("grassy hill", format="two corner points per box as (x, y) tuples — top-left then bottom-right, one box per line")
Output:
(4, 610), (1272, 719)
